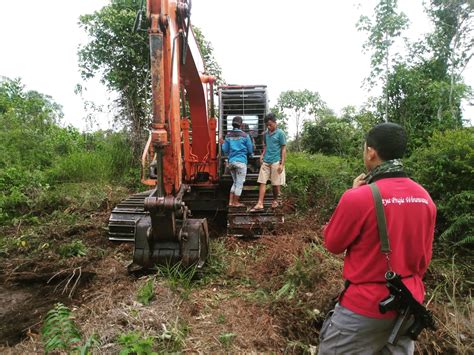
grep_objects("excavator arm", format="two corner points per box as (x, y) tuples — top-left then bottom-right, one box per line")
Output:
(111, 0), (215, 270)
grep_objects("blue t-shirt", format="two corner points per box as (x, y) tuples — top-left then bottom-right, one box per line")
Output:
(263, 128), (286, 164)
(222, 129), (254, 164)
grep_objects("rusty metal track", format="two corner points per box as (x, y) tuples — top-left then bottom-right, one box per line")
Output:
(108, 190), (152, 242)
(226, 188), (284, 237)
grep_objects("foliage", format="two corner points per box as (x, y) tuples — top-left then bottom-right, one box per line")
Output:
(276, 90), (330, 151)
(301, 116), (358, 157)
(285, 152), (358, 219)
(137, 277), (155, 305)
(0, 77), (138, 224)
(41, 303), (98, 354)
(357, 0), (409, 91)
(276, 244), (329, 301)
(78, 0), (150, 155)
(384, 61), (467, 151)
(156, 318), (188, 353)
(218, 332), (236, 349)
(118, 332), (157, 355)
(407, 128), (473, 246)
(118, 319), (188, 354)
(358, 0), (472, 146)
(424, 0), (474, 77)
(58, 240), (88, 258)
(78, 1), (225, 156)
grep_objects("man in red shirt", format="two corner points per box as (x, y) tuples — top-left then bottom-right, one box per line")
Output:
(319, 123), (436, 354)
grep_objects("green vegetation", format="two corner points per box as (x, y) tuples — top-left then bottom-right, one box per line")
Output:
(58, 240), (87, 258)
(218, 332), (236, 349)
(0, 77), (137, 225)
(155, 262), (197, 299)
(136, 278), (155, 305)
(118, 332), (157, 355)
(285, 152), (358, 218)
(118, 319), (188, 354)
(408, 128), (474, 247)
(1, 0), (472, 353)
(41, 303), (97, 354)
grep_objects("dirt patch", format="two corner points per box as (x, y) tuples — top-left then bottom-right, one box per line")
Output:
(1, 207), (472, 354)
(0, 271), (94, 346)
(182, 289), (285, 352)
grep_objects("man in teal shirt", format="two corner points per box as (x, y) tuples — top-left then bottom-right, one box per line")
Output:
(251, 113), (286, 211)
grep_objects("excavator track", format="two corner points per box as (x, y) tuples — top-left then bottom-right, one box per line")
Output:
(226, 188), (284, 237)
(109, 188), (283, 241)
(108, 190), (152, 242)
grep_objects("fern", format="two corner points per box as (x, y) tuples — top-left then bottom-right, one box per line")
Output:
(41, 303), (82, 353)
(440, 214), (474, 245)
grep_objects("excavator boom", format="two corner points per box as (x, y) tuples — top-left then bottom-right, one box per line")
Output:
(109, 0), (283, 271)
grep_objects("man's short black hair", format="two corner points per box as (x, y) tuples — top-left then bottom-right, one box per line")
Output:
(232, 116), (243, 128)
(366, 122), (407, 161)
(264, 112), (276, 123)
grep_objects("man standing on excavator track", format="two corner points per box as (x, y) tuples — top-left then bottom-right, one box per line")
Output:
(251, 113), (287, 211)
(319, 123), (436, 354)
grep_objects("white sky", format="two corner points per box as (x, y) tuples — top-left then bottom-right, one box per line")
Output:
(0, 0), (472, 133)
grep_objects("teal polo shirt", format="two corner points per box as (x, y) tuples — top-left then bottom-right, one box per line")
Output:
(263, 128), (286, 164)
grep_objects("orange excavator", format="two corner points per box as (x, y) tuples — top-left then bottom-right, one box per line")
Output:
(108, 0), (283, 270)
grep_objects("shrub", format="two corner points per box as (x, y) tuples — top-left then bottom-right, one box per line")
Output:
(285, 152), (359, 219)
(0, 167), (48, 224)
(58, 240), (87, 258)
(47, 151), (110, 183)
(118, 332), (157, 355)
(407, 128), (473, 247)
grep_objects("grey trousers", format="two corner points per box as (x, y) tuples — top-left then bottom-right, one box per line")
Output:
(318, 303), (414, 355)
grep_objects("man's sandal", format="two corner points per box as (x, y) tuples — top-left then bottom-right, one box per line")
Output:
(249, 206), (264, 212)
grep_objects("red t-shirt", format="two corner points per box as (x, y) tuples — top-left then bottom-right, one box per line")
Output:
(324, 177), (436, 319)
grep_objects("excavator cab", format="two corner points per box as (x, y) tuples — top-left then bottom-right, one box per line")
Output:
(218, 85), (284, 237)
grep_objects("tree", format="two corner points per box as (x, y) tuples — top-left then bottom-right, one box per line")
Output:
(78, 0), (149, 156)
(378, 1), (472, 150)
(78, 0), (224, 156)
(276, 90), (329, 151)
(357, 0), (409, 120)
(0, 77), (64, 169)
(424, 0), (474, 119)
(301, 106), (379, 157)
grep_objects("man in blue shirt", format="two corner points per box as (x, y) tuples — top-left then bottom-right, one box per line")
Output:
(251, 113), (287, 211)
(221, 116), (254, 207)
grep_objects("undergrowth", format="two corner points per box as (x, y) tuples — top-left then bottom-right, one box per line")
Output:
(41, 303), (97, 354)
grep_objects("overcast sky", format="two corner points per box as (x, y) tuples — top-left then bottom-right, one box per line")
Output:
(0, 0), (472, 133)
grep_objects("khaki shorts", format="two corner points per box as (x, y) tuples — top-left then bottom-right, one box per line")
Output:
(257, 162), (286, 186)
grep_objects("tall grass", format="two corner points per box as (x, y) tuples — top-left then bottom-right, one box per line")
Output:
(285, 152), (359, 219)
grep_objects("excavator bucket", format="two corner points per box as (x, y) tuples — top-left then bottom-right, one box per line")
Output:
(108, 189), (209, 271)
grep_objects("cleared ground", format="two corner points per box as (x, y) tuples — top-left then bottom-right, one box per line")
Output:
(0, 203), (472, 353)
